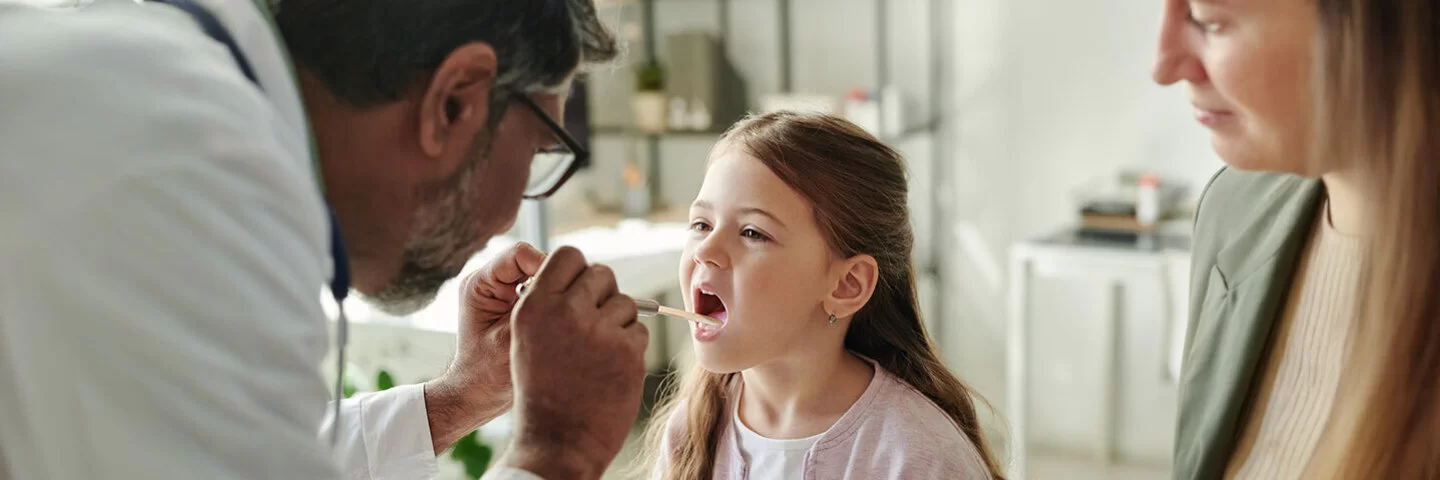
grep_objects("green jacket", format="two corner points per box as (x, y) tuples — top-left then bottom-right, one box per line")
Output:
(1173, 167), (1325, 480)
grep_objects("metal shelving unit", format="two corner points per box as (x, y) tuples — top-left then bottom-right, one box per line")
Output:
(607, 0), (943, 140)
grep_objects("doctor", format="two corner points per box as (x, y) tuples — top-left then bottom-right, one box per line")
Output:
(0, 1), (646, 479)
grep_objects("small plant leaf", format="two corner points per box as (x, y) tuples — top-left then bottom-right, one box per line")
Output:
(375, 370), (396, 392)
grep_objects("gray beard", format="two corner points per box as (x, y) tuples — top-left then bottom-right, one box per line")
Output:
(365, 136), (492, 316)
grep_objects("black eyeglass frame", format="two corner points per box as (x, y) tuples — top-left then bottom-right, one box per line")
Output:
(513, 93), (589, 200)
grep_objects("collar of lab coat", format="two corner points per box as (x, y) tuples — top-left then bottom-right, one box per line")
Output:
(251, 0), (325, 193)
(197, 0), (324, 193)
(251, 0), (322, 191)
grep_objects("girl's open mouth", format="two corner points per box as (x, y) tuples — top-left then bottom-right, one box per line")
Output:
(696, 290), (728, 324)
(692, 287), (728, 341)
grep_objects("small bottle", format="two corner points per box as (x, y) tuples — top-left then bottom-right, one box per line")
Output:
(689, 98), (712, 131)
(843, 88), (880, 134)
(621, 160), (651, 218)
(1136, 173), (1161, 228)
(668, 97), (689, 131)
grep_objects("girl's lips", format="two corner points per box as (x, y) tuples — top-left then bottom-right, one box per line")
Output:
(693, 316), (724, 342)
(691, 280), (728, 341)
(693, 309), (726, 340)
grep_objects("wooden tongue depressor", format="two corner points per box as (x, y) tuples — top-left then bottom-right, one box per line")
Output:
(514, 278), (723, 326)
(635, 299), (723, 326)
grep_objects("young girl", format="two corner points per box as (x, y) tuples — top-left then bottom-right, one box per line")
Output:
(639, 111), (1005, 479)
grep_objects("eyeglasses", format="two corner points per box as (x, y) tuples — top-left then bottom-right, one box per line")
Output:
(513, 93), (589, 200)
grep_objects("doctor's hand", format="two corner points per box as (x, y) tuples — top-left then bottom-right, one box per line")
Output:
(423, 241), (546, 454)
(500, 246), (650, 480)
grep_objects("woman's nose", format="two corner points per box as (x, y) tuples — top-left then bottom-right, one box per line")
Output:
(1152, 1), (1207, 86)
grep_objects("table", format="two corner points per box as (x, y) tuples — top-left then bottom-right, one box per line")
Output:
(1006, 229), (1190, 479)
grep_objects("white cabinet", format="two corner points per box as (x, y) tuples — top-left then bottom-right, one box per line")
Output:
(1007, 233), (1190, 477)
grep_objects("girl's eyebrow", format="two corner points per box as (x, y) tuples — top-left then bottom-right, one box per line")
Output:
(691, 200), (788, 229)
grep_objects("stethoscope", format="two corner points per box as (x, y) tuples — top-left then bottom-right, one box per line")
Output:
(324, 210), (352, 448)
(147, 0), (354, 448)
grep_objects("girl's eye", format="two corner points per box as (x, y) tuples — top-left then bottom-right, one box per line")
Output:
(689, 221), (712, 233)
(741, 228), (771, 242)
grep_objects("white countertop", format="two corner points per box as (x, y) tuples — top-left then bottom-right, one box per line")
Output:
(324, 219), (690, 334)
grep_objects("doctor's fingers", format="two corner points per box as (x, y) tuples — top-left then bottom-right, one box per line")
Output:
(471, 243), (547, 303)
(598, 295), (648, 370)
(567, 263), (621, 309)
(596, 293), (640, 329)
(622, 319), (650, 354)
(531, 246), (588, 294)
(488, 242), (547, 286)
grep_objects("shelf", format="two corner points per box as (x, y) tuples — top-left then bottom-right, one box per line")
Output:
(591, 125), (725, 137)
(590, 117), (938, 142)
(880, 118), (942, 142)
(598, 0), (733, 7)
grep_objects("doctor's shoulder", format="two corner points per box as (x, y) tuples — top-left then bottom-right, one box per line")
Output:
(0, 1), (297, 160)
(0, 4), (325, 208)
(0, 3), (259, 95)
(0, 3), (329, 285)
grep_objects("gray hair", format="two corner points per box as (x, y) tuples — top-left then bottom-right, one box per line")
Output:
(273, 0), (618, 122)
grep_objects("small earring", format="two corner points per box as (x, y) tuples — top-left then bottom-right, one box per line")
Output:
(827, 314), (838, 325)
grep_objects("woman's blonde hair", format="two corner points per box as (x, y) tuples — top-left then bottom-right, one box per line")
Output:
(1307, 0), (1440, 476)
(634, 111), (1005, 479)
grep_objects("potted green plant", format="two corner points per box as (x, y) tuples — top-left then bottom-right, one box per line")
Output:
(449, 431), (494, 479)
(632, 61), (668, 133)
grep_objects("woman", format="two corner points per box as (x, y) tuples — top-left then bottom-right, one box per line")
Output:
(1154, 0), (1439, 478)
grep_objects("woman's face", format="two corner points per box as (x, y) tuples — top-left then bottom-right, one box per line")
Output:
(680, 142), (840, 374)
(1153, 0), (1317, 174)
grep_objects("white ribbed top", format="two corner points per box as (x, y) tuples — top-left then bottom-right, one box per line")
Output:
(1224, 202), (1365, 479)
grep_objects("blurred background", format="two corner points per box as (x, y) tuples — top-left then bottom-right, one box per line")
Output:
(27, 0), (1227, 478)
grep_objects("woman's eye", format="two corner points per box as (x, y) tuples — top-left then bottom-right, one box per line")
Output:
(1186, 9), (1223, 33)
(689, 221), (712, 233)
(741, 228), (771, 242)
(1192, 18), (1222, 33)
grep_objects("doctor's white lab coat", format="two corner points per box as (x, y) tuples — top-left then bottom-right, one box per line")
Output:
(0, 1), (535, 479)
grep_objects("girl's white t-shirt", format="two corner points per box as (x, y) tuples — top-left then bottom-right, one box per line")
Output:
(733, 408), (823, 480)
(653, 359), (994, 479)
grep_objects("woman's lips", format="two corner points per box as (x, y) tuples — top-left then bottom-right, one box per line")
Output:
(1194, 107), (1235, 126)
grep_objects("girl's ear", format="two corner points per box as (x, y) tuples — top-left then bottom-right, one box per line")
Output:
(826, 254), (879, 319)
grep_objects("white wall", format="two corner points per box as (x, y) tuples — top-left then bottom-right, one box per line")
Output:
(939, 0), (1225, 466)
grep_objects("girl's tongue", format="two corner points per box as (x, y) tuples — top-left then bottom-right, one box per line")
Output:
(697, 292), (729, 325)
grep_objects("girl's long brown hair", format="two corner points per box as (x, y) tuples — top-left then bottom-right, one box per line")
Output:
(635, 111), (1005, 479)
(1307, 0), (1440, 477)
